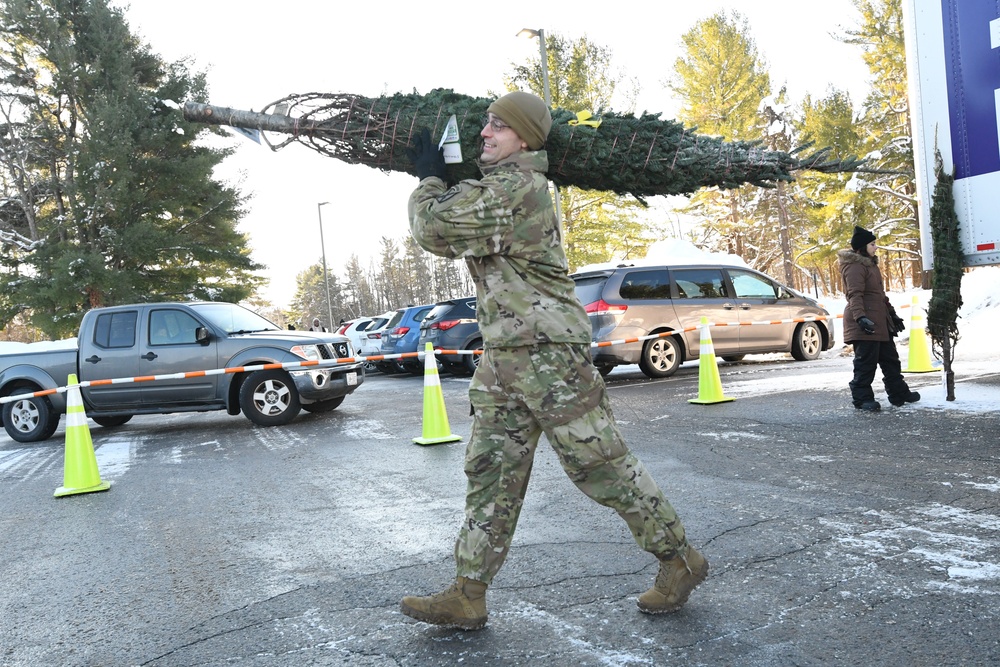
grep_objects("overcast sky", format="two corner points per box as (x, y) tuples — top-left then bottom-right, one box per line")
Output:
(116, 1), (872, 308)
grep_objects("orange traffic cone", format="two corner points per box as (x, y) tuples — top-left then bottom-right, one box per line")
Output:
(413, 344), (462, 446)
(902, 295), (937, 373)
(54, 374), (111, 498)
(689, 317), (735, 405)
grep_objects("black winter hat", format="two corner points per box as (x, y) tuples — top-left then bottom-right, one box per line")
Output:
(851, 225), (877, 250)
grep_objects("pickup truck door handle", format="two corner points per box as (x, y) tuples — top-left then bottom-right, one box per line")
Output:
(85, 355), (101, 364)
(142, 352), (158, 361)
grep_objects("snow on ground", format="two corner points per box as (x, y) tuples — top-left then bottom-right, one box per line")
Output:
(813, 264), (1000, 413)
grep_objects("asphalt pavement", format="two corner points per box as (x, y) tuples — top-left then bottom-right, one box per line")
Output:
(1, 354), (998, 666)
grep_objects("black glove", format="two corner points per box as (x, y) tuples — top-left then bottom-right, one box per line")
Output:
(892, 315), (905, 332)
(405, 128), (447, 181)
(857, 316), (876, 335)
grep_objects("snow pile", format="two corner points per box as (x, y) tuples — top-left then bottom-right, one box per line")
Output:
(823, 264), (1000, 363)
(0, 337), (77, 356)
(575, 239), (748, 273)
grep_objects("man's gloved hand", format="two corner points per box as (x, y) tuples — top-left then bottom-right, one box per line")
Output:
(857, 316), (876, 335)
(405, 128), (447, 181)
(892, 315), (905, 332)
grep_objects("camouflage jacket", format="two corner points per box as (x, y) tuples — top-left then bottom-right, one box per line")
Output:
(408, 150), (590, 348)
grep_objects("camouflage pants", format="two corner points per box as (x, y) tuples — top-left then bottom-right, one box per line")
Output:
(455, 343), (688, 585)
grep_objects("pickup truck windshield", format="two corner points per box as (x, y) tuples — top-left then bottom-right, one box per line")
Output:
(190, 303), (281, 335)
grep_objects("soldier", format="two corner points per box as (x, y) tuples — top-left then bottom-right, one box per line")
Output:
(402, 90), (708, 630)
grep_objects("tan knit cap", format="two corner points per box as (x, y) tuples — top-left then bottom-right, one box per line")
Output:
(487, 91), (552, 150)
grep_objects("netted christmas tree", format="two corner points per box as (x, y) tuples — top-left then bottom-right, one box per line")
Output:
(926, 150), (963, 401)
(183, 89), (871, 200)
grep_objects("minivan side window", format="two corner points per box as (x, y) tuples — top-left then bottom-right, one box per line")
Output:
(671, 269), (728, 299)
(619, 270), (672, 300)
(729, 270), (778, 299)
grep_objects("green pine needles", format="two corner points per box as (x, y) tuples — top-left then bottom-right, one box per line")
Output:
(184, 88), (866, 200)
(927, 151), (963, 364)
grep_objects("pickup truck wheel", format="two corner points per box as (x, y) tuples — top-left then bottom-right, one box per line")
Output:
(239, 369), (301, 426)
(301, 396), (345, 413)
(92, 415), (133, 428)
(2, 395), (60, 443)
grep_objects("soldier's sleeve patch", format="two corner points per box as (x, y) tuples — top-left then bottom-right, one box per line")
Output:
(436, 185), (462, 203)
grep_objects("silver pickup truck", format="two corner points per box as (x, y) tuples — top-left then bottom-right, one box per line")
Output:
(0, 302), (364, 442)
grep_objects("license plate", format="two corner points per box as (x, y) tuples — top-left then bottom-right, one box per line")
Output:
(347, 372), (358, 386)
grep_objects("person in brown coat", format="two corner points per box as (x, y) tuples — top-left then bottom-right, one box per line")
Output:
(838, 226), (920, 412)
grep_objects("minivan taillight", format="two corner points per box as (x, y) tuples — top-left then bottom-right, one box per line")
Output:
(584, 300), (628, 316)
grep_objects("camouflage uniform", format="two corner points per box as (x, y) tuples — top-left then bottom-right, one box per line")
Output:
(408, 150), (689, 585)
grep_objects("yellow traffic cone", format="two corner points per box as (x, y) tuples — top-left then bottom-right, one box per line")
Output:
(689, 317), (735, 405)
(54, 374), (111, 497)
(413, 344), (462, 446)
(902, 295), (937, 373)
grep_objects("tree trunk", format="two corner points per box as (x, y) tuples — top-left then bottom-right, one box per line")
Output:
(776, 181), (794, 286)
(941, 336), (956, 401)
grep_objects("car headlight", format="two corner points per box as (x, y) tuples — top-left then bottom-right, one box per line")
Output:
(290, 344), (321, 361)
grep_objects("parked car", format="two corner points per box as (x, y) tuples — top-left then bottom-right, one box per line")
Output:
(572, 261), (835, 379)
(418, 297), (481, 375)
(358, 311), (394, 372)
(377, 304), (435, 375)
(336, 317), (382, 369)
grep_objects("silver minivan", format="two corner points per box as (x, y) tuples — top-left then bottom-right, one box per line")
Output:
(572, 263), (835, 378)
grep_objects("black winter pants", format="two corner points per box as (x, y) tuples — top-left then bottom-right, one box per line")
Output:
(849, 339), (911, 407)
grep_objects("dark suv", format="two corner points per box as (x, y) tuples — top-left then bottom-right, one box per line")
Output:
(418, 297), (481, 375)
(377, 303), (435, 375)
(572, 262), (834, 378)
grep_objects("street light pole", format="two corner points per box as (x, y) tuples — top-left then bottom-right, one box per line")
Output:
(317, 201), (333, 331)
(518, 27), (562, 228)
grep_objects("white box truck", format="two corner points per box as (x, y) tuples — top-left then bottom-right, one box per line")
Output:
(903, 0), (1000, 268)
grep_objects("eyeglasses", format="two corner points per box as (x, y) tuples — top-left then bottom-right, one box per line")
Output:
(482, 115), (511, 132)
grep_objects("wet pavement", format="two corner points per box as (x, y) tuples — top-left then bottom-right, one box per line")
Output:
(2, 354), (998, 666)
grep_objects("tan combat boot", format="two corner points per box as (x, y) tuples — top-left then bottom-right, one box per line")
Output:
(400, 576), (488, 630)
(637, 546), (709, 614)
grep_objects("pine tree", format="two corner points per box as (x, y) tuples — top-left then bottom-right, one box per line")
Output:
(289, 264), (322, 329)
(289, 262), (344, 330)
(794, 89), (866, 293)
(926, 151), (962, 400)
(842, 0), (921, 289)
(0, 0), (263, 338)
(342, 254), (378, 316)
(668, 11), (777, 267)
(402, 235), (434, 306)
(508, 32), (657, 270)
(183, 91), (863, 203)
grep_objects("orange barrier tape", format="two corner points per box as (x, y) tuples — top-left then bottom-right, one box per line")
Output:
(0, 311), (856, 405)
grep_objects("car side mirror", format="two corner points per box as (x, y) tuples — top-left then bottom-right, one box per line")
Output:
(195, 326), (211, 344)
